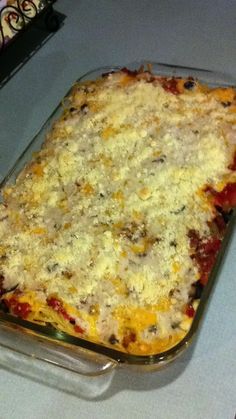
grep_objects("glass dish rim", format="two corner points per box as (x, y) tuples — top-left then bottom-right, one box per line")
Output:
(0, 61), (235, 367)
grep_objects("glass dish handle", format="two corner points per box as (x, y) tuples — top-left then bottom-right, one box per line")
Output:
(0, 322), (117, 398)
(0, 323), (117, 377)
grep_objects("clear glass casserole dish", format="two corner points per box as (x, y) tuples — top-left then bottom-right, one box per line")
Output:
(0, 62), (235, 398)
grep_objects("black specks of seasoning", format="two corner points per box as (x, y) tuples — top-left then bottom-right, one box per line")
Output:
(46, 263), (59, 273)
(108, 334), (119, 345)
(69, 319), (76, 325)
(170, 240), (177, 248)
(221, 101), (231, 107)
(62, 270), (73, 279)
(140, 226), (148, 238)
(193, 130), (199, 135)
(152, 155), (166, 164)
(137, 252), (147, 258)
(170, 205), (186, 215)
(169, 288), (180, 297)
(148, 325), (158, 334)
(80, 103), (89, 113)
(82, 85), (95, 94)
(119, 222), (147, 243)
(184, 80), (195, 90)
(88, 260), (94, 268)
(69, 107), (77, 113)
(171, 322), (180, 330)
(169, 289), (174, 297)
(71, 233), (79, 239)
(99, 193), (105, 198)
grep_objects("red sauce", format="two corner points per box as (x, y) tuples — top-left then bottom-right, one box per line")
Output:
(161, 77), (180, 95)
(185, 304), (195, 318)
(47, 297), (62, 311)
(74, 324), (85, 334)
(47, 297), (84, 334)
(213, 183), (236, 209)
(122, 331), (136, 349)
(47, 297), (71, 321)
(188, 230), (222, 285)
(5, 297), (31, 319)
(121, 67), (138, 77)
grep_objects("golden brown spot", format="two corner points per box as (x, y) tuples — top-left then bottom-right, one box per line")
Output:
(101, 156), (113, 167)
(68, 286), (77, 294)
(110, 276), (128, 296)
(152, 150), (162, 158)
(101, 126), (118, 140)
(63, 222), (71, 230)
(137, 187), (151, 200)
(30, 163), (44, 177)
(209, 87), (235, 103)
(229, 106), (236, 113)
(89, 304), (100, 315)
(82, 183), (94, 195)
(132, 210), (143, 222)
(172, 261), (181, 273)
(119, 74), (136, 86)
(30, 227), (47, 235)
(63, 270), (73, 279)
(112, 190), (124, 202)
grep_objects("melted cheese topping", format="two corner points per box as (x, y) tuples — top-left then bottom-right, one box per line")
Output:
(0, 70), (235, 355)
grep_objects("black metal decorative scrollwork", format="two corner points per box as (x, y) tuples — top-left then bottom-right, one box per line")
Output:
(17, 0), (38, 20)
(0, 0), (54, 52)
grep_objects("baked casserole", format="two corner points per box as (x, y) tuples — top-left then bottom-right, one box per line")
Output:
(0, 67), (235, 355)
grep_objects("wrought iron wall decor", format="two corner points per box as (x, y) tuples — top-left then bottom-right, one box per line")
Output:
(0, 0), (56, 52)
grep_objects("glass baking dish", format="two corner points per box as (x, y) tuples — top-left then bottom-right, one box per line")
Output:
(0, 62), (235, 398)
